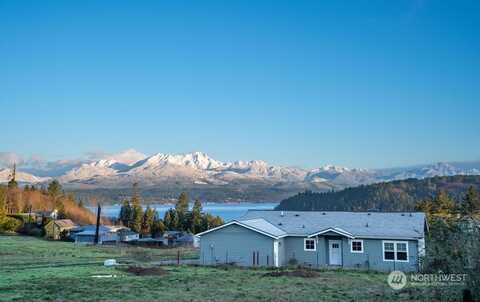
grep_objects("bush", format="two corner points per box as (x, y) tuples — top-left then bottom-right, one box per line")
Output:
(17, 223), (44, 237)
(0, 217), (22, 232)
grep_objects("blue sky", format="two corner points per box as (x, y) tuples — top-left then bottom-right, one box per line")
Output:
(1, 0), (479, 169)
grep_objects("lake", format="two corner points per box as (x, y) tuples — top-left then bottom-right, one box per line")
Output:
(87, 202), (279, 222)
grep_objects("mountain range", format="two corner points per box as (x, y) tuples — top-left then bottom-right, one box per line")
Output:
(1, 149), (479, 202)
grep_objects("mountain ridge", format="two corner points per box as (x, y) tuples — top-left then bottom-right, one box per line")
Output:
(1, 149), (480, 203)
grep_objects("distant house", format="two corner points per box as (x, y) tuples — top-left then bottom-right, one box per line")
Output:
(119, 229), (140, 242)
(197, 210), (427, 272)
(72, 225), (129, 245)
(44, 219), (77, 240)
(34, 210), (58, 225)
(176, 233), (200, 248)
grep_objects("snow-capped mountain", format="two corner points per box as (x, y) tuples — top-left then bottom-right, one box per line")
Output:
(0, 168), (51, 184)
(5, 149), (480, 194)
(305, 165), (375, 186)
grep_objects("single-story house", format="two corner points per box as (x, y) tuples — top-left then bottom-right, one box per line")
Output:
(72, 225), (128, 244)
(44, 219), (78, 240)
(118, 229), (140, 242)
(197, 210), (427, 272)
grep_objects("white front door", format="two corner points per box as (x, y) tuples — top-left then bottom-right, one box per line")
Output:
(329, 240), (342, 265)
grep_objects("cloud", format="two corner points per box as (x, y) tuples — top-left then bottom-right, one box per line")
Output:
(0, 152), (24, 168)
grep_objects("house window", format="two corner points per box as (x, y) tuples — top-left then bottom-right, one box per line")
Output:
(383, 241), (409, 262)
(304, 238), (316, 251)
(350, 240), (363, 253)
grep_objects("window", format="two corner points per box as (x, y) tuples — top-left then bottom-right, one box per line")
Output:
(383, 241), (409, 262)
(350, 240), (363, 253)
(304, 238), (316, 251)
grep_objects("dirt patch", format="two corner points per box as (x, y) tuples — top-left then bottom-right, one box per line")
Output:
(123, 266), (167, 276)
(262, 270), (320, 278)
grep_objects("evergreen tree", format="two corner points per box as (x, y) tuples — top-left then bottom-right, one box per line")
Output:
(47, 180), (62, 198)
(164, 208), (179, 230)
(7, 163), (18, 189)
(119, 200), (132, 226)
(129, 183), (143, 232)
(434, 190), (456, 216)
(141, 207), (156, 236)
(191, 199), (203, 233)
(151, 217), (165, 237)
(175, 192), (189, 214)
(461, 186), (480, 216)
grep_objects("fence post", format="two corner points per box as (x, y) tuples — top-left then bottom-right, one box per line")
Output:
(177, 250), (180, 265)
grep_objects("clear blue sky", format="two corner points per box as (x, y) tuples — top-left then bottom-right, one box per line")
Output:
(1, 0), (479, 169)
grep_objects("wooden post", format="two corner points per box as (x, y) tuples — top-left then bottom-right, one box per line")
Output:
(177, 250), (180, 265)
(94, 204), (101, 245)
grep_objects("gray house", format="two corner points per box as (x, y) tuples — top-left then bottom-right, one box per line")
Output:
(197, 210), (427, 272)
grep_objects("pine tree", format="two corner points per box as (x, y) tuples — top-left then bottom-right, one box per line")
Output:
(151, 217), (165, 237)
(435, 191), (456, 216)
(7, 163), (18, 189)
(191, 199), (203, 233)
(461, 186), (480, 216)
(141, 207), (156, 236)
(127, 183), (143, 232)
(47, 180), (62, 198)
(164, 208), (179, 230)
(175, 192), (188, 214)
(119, 200), (132, 226)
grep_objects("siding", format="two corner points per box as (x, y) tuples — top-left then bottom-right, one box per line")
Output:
(341, 238), (418, 272)
(200, 224), (274, 266)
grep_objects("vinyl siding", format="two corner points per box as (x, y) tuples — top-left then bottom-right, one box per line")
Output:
(200, 224), (275, 266)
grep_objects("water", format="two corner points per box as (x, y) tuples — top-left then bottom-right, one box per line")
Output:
(87, 202), (279, 222)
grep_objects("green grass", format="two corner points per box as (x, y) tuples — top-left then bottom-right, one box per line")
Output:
(0, 235), (429, 302)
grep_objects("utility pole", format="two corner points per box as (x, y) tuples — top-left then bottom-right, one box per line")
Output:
(94, 204), (101, 245)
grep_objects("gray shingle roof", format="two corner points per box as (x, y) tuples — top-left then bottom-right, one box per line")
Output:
(239, 210), (426, 239)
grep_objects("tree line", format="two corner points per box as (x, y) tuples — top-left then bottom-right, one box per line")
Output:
(1, 166), (96, 233)
(416, 188), (480, 301)
(118, 184), (223, 237)
(277, 175), (480, 212)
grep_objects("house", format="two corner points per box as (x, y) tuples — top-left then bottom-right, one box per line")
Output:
(34, 210), (58, 225)
(197, 210), (427, 272)
(118, 229), (140, 242)
(44, 219), (78, 240)
(72, 225), (128, 244)
(176, 233), (200, 248)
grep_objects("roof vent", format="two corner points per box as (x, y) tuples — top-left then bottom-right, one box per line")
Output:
(365, 223), (369, 227)
(295, 214), (300, 217)
(322, 212), (326, 215)
(278, 222), (283, 226)
(302, 225), (305, 228)
(401, 213), (405, 216)
(409, 213), (413, 217)
(280, 211), (285, 217)
(367, 213), (371, 216)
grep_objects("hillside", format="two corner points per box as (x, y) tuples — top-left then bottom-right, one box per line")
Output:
(276, 175), (480, 211)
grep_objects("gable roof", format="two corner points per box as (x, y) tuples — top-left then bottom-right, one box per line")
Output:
(48, 219), (77, 229)
(238, 210), (426, 240)
(196, 218), (287, 239)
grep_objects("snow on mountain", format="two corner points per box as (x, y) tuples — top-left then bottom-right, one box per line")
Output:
(0, 168), (51, 184)
(305, 165), (374, 186)
(7, 149), (480, 190)
(58, 159), (120, 183)
(379, 162), (480, 181)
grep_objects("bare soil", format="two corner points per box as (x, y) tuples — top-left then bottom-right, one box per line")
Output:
(262, 270), (320, 278)
(123, 266), (168, 276)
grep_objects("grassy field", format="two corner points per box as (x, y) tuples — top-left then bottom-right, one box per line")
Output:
(0, 235), (430, 302)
